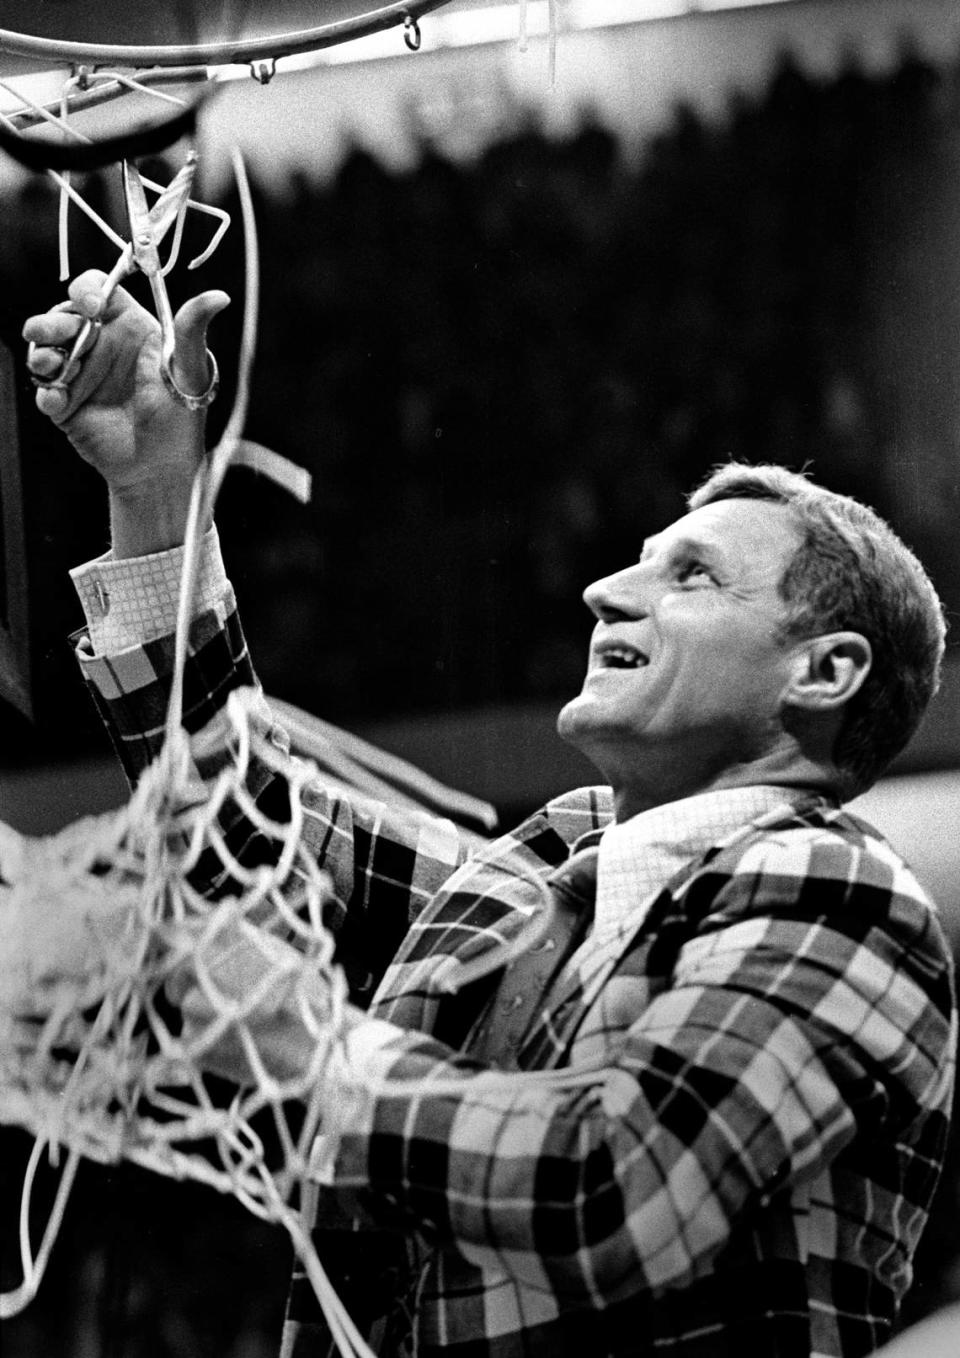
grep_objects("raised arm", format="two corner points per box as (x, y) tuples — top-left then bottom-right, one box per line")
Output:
(23, 276), (475, 990)
(22, 269), (228, 556)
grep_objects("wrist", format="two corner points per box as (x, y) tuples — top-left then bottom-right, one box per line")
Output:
(108, 468), (208, 558)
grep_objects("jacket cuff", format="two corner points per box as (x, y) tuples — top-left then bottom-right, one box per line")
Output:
(75, 594), (256, 780)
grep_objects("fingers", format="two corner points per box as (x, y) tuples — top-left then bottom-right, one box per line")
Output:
(67, 268), (114, 320)
(22, 272), (139, 420)
(22, 306), (89, 350)
(34, 379), (71, 422)
(21, 270), (127, 345)
(25, 309), (103, 423)
(27, 343), (69, 381)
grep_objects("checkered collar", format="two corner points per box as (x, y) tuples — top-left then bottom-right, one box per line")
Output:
(593, 784), (817, 946)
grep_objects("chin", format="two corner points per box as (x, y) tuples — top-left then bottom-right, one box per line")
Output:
(556, 693), (587, 743)
(556, 704), (623, 790)
(557, 692), (615, 751)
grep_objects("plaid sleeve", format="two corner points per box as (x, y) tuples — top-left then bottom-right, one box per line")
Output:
(76, 589), (254, 781)
(322, 823), (956, 1303)
(76, 596), (470, 996)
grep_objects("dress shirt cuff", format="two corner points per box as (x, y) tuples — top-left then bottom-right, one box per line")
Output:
(70, 527), (228, 655)
(309, 1016), (403, 1185)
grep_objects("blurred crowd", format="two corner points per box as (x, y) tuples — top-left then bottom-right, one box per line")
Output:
(1, 39), (960, 1357)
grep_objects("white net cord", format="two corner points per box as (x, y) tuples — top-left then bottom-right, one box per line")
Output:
(0, 694), (357, 1335)
(0, 74), (599, 1355)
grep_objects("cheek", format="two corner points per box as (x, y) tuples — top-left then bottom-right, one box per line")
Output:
(672, 639), (781, 700)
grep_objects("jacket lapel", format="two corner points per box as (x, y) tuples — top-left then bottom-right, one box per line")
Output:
(516, 792), (834, 1069)
(372, 792), (833, 1052)
(369, 833), (599, 1030)
(370, 890), (545, 1030)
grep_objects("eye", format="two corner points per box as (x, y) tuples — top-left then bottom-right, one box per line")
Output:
(677, 559), (717, 585)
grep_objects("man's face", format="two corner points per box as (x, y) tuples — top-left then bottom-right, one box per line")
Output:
(557, 498), (805, 795)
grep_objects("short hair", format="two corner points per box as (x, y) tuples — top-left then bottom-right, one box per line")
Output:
(688, 462), (947, 798)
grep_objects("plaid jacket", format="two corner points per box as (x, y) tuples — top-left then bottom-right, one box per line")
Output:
(79, 602), (957, 1358)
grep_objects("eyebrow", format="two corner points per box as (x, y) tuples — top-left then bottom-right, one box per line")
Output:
(639, 533), (726, 565)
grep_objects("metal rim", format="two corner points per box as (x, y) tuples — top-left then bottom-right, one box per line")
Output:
(0, 1), (454, 72)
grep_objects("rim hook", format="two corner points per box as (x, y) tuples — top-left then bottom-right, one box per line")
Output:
(250, 58), (276, 85)
(71, 64), (94, 91)
(403, 15), (422, 52)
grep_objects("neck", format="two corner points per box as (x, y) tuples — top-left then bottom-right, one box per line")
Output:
(606, 749), (840, 823)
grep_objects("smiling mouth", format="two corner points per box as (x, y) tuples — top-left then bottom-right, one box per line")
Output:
(596, 644), (648, 670)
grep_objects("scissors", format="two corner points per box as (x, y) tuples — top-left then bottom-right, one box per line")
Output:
(29, 152), (219, 410)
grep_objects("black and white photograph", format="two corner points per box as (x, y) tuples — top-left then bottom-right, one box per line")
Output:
(1, 4), (958, 1356)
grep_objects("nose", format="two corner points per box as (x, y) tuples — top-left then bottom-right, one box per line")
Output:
(583, 562), (649, 623)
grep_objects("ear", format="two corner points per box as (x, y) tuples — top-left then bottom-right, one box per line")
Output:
(785, 631), (872, 713)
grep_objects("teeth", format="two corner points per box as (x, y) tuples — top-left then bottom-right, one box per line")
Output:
(601, 645), (647, 669)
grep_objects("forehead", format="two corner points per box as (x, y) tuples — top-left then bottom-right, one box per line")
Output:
(647, 497), (802, 572)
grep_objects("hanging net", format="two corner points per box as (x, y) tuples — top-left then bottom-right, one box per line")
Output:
(0, 6), (573, 1352)
(0, 103), (369, 1328)
(0, 688), (352, 1330)
(0, 131), (551, 1358)
(0, 48), (374, 1330)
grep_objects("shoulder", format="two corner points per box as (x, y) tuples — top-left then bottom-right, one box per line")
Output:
(690, 802), (954, 987)
(715, 803), (931, 906)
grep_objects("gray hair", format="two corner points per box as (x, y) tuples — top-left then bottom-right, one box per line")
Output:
(688, 462), (947, 798)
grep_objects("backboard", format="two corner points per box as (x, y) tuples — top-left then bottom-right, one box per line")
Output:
(0, 337), (31, 720)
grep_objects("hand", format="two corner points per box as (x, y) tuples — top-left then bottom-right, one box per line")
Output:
(0, 860), (140, 1059)
(22, 271), (230, 556)
(166, 922), (335, 1089)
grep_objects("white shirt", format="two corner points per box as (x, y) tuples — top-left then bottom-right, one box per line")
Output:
(560, 784), (812, 1066)
(70, 528), (227, 654)
(592, 784), (801, 948)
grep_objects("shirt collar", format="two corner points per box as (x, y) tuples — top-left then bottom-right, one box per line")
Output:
(593, 784), (815, 945)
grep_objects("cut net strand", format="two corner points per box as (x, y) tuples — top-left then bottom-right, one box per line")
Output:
(0, 69), (230, 284)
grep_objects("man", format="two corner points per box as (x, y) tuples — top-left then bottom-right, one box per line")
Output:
(23, 274), (957, 1358)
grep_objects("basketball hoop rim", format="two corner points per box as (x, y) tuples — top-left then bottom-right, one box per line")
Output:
(0, 1), (455, 73)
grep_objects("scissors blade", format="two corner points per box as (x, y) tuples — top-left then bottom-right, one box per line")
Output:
(124, 156), (197, 277)
(145, 156), (198, 250)
(123, 160), (163, 278)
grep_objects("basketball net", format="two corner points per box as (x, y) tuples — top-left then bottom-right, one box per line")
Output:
(0, 8), (590, 1350)
(0, 127), (377, 1348)
(0, 335), (599, 1349)
(0, 685), (357, 1344)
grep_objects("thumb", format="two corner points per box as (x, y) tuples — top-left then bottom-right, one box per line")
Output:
(171, 289), (231, 395)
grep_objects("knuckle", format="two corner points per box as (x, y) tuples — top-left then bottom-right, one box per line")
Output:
(32, 348), (59, 373)
(68, 271), (108, 317)
(68, 268), (107, 295)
